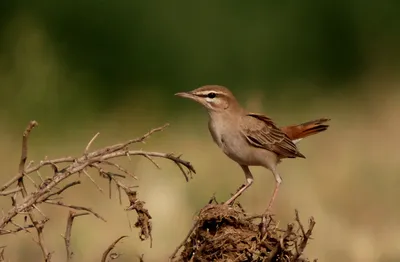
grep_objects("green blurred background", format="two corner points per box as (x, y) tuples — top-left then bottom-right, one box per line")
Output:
(0, 1), (399, 261)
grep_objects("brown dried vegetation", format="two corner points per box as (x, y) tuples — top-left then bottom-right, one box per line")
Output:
(171, 199), (316, 262)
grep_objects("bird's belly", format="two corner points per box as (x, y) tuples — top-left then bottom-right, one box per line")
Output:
(208, 118), (277, 167)
(220, 133), (270, 166)
(223, 142), (263, 166)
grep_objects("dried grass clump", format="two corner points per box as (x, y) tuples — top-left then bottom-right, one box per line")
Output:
(172, 201), (316, 262)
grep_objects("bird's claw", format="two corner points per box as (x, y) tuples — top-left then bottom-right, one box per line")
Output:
(260, 211), (274, 237)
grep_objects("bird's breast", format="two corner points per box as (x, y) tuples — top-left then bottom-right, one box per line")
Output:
(208, 118), (225, 148)
(207, 115), (278, 167)
(208, 117), (251, 163)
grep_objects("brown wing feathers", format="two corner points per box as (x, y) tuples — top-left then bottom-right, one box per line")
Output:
(241, 113), (305, 159)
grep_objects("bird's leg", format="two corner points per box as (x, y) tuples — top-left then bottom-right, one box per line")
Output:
(266, 181), (281, 212)
(223, 165), (253, 206)
(261, 169), (282, 235)
(264, 169), (282, 213)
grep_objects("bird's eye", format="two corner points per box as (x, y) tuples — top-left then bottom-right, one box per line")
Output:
(207, 92), (216, 99)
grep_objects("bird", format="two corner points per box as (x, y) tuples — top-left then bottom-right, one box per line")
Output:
(175, 85), (330, 214)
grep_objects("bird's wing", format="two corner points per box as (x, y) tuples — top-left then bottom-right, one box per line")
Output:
(240, 113), (305, 158)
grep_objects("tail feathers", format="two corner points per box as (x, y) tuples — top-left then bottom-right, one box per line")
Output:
(281, 118), (330, 141)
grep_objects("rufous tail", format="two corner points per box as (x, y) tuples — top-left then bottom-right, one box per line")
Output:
(281, 118), (330, 141)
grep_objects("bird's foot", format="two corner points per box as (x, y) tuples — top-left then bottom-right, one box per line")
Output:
(260, 211), (274, 238)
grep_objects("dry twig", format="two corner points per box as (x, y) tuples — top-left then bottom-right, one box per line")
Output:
(101, 235), (128, 262)
(0, 187), (22, 196)
(15, 121), (51, 261)
(64, 211), (89, 261)
(0, 246), (5, 262)
(44, 200), (106, 222)
(84, 132), (100, 154)
(293, 209), (316, 259)
(169, 220), (200, 261)
(0, 218), (49, 235)
(0, 121), (196, 261)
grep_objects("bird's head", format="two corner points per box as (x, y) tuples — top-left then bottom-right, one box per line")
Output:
(175, 85), (239, 113)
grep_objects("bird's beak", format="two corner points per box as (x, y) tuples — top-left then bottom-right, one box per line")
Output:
(175, 91), (195, 99)
(175, 91), (205, 106)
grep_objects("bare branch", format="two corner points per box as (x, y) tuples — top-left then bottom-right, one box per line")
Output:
(64, 211), (89, 261)
(32, 204), (46, 218)
(18, 120), (38, 176)
(0, 187), (22, 196)
(0, 246), (5, 261)
(1, 224), (33, 235)
(169, 220), (200, 261)
(44, 200), (106, 222)
(44, 181), (81, 201)
(14, 121), (52, 261)
(101, 235), (128, 262)
(0, 121), (196, 260)
(24, 174), (38, 187)
(142, 154), (161, 169)
(10, 220), (32, 234)
(295, 210), (306, 237)
(84, 132), (100, 155)
(1, 125), (194, 230)
(27, 157), (75, 174)
(0, 177), (21, 193)
(84, 123), (170, 161)
(31, 218), (51, 261)
(101, 151), (196, 182)
(0, 157), (75, 192)
(82, 169), (103, 193)
(294, 210), (316, 259)
(100, 161), (137, 179)
(0, 218), (49, 235)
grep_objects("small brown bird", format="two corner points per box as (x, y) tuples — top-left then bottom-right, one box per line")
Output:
(175, 85), (329, 214)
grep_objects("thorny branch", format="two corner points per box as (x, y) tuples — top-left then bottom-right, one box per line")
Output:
(64, 211), (89, 261)
(44, 200), (106, 222)
(0, 187), (22, 196)
(16, 121), (51, 261)
(0, 121), (196, 261)
(101, 235), (128, 262)
(0, 218), (49, 235)
(293, 209), (315, 260)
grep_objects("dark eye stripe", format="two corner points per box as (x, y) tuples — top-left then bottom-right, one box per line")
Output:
(207, 92), (216, 98)
(195, 91), (222, 98)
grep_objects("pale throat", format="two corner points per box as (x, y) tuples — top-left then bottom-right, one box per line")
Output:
(207, 108), (242, 148)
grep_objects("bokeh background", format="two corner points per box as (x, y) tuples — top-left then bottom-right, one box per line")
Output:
(1, 1), (399, 261)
